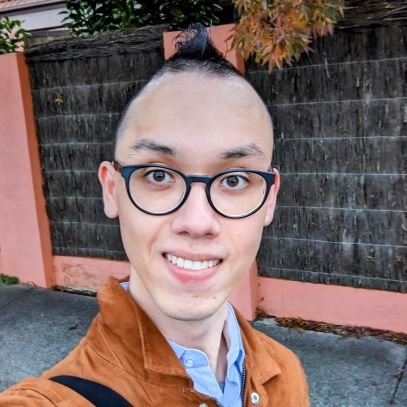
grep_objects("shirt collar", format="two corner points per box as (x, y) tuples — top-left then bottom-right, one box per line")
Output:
(168, 302), (245, 373)
(225, 303), (245, 372)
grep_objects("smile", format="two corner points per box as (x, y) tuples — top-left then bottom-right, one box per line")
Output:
(165, 254), (221, 271)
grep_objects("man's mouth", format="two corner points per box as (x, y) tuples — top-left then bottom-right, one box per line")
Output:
(165, 254), (222, 271)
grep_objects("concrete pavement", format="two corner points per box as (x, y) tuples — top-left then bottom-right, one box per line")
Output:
(0, 283), (405, 406)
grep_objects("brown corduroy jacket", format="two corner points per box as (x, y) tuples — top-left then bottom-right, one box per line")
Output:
(0, 279), (309, 406)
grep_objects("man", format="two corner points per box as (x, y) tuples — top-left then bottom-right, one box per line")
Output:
(0, 27), (309, 406)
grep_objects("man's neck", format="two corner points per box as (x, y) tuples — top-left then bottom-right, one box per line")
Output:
(161, 308), (229, 381)
(128, 273), (229, 381)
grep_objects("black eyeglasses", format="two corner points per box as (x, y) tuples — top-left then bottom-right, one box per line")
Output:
(113, 161), (275, 219)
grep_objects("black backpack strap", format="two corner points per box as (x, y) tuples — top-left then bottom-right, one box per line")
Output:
(50, 375), (132, 407)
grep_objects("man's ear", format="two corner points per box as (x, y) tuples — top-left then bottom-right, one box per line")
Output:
(98, 161), (119, 219)
(264, 168), (280, 226)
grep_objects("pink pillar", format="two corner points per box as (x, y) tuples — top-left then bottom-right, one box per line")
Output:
(0, 53), (53, 287)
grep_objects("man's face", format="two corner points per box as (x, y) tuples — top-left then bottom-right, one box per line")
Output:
(99, 72), (279, 323)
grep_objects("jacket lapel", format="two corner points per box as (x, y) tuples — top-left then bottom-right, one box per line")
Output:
(97, 279), (191, 385)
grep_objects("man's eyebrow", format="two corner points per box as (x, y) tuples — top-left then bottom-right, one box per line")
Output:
(131, 139), (176, 156)
(219, 143), (265, 160)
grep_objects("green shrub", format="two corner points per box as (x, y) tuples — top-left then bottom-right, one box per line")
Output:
(0, 274), (20, 285)
(0, 16), (31, 54)
(61, 0), (224, 37)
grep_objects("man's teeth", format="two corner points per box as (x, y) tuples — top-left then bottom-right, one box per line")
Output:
(165, 254), (221, 271)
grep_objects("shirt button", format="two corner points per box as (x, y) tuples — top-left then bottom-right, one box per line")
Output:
(184, 358), (194, 368)
(251, 392), (261, 405)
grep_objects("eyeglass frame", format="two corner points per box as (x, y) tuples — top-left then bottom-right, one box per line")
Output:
(112, 160), (275, 219)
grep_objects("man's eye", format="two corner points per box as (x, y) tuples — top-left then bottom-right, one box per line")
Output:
(220, 174), (248, 190)
(145, 169), (173, 184)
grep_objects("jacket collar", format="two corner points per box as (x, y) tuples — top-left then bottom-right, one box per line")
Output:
(96, 279), (190, 384)
(96, 279), (280, 386)
(234, 307), (282, 384)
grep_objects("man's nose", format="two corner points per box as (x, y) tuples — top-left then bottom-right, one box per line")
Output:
(171, 183), (221, 238)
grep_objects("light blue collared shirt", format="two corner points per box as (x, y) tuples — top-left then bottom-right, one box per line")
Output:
(168, 303), (245, 407)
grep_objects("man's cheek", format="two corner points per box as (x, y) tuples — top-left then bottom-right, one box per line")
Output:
(234, 220), (264, 250)
(119, 218), (144, 254)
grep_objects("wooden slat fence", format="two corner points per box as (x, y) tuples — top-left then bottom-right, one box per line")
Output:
(249, 25), (406, 293)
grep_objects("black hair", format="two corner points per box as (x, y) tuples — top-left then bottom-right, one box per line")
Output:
(158, 23), (243, 78)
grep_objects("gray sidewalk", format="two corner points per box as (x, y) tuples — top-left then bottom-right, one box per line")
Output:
(0, 283), (405, 406)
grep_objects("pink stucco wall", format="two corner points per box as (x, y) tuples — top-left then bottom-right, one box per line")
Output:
(258, 277), (407, 333)
(0, 53), (53, 287)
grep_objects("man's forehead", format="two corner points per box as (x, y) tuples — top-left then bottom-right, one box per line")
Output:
(126, 71), (268, 122)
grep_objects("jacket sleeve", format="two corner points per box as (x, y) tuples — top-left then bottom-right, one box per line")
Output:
(0, 378), (94, 406)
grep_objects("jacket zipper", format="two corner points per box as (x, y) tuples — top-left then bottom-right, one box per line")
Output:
(199, 364), (247, 407)
(241, 364), (247, 406)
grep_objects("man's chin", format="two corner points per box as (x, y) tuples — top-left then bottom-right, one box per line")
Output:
(159, 300), (226, 323)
